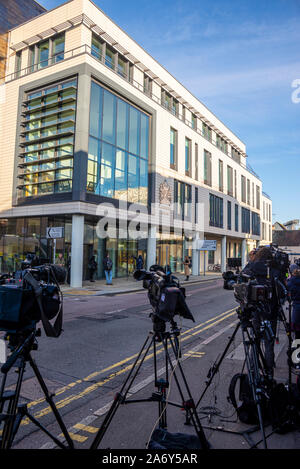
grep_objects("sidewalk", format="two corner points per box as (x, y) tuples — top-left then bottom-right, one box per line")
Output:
(61, 272), (222, 296)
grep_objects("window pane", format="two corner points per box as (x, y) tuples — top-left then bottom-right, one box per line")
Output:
(170, 129), (175, 165)
(92, 35), (102, 60)
(53, 35), (64, 63)
(57, 144), (73, 157)
(128, 154), (139, 203)
(118, 56), (127, 78)
(56, 180), (72, 192)
(100, 165), (114, 198)
(139, 158), (148, 205)
(88, 137), (99, 162)
(56, 168), (72, 180)
(105, 45), (115, 69)
(115, 149), (127, 200)
(38, 40), (49, 68)
(101, 142), (114, 166)
(102, 90), (116, 144)
(129, 107), (140, 155)
(140, 114), (149, 159)
(90, 81), (102, 138)
(116, 99), (128, 150)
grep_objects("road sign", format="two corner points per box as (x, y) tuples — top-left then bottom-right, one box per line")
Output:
(46, 227), (64, 239)
(197, 240), (217, 251)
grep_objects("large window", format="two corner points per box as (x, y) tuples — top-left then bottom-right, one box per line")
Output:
(219, 160), (223, 192)
(227, 166), (233, 196)
(87, 81), (150, 205)
(235, 204), (239, 232)
(170, 128), (177, 169)
(203, 123), (212, 142)
(216, 135), (228, 153)
(204, 150), (212, 186)
(174, 180), (191, 220)
(209, 193), (223, 228)
(232, 148), (241, 164)
(256, 185), (261, 210)
(242, 207), (251, 233)
(252, 212), (261, 236)
(30, 34), (65, 70)
(227, 201), (232, 230)
(241, 175), (246, 202)
(18, 78), (77, 198)
(195, 143), (199, 180)
(185, 138), (191, 176)
(91, 34), (103, 60)
(247, 179), (251, 205)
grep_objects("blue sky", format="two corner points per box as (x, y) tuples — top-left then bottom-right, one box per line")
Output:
(42, 0), (300, 223)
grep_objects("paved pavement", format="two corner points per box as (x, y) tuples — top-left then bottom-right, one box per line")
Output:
(61, 272), (222, 296)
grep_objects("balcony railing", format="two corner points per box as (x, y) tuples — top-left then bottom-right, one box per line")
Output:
(1, 43), (261, 181)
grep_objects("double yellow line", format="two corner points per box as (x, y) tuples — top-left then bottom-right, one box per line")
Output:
(20, 307), (236, 423)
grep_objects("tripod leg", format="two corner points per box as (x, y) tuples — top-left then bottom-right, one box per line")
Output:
(242, 327), (267, 449)
(1, 357), (26, 449)
(90, 334), (154, 450)
(163, 336), (210, 450)
(28, 354), (74, 449)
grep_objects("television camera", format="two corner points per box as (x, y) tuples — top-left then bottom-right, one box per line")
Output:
(222, 258), (242, 290)
(133, 265), (195, 334)
(0, 254), (65, 337)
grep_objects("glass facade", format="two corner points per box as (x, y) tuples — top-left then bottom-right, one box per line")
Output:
(18, 77), (77, 198)
(87, 81), (150, 204)
(0, 216), (148, 280)
(156, 232), (191, 274)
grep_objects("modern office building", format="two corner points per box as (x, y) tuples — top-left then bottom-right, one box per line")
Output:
(0, 0), (272, 286)
(0, 0), (46, 81)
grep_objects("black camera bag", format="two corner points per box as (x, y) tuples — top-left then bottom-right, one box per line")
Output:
(228, 373), (265, 424)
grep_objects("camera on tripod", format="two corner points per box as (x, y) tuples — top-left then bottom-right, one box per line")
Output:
(0, 256), (64, 337)
(233, 275), (272, 309)
(268, 244), (290, 276)
(222, 258), (242, 290)
(134, 265), (195, 333)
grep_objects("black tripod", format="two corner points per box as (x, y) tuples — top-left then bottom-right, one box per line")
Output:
(90, 321), (209, 450)
(0, 328), (74, 449)
(192, 309), (275, 449)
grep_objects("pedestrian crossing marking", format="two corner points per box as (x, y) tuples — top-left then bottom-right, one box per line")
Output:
(73, 423), (99, 434)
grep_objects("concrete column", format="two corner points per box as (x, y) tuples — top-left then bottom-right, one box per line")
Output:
(147, 225), (157, 270)
(73, 68), (91, 202)
(192, 233), (199, 276)
(241, 239), (247, 268)
(70, 215), (84, 288)
(221, 236), (227, 273)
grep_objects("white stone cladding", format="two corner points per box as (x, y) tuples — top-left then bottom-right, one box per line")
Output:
(0, 0), (272, 273)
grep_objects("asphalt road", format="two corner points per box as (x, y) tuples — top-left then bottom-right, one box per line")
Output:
(1, 278), (297, 450)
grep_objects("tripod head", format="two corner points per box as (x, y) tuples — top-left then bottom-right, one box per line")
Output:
(150, 314), (181, 340)
(1, 327), (41, 375)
